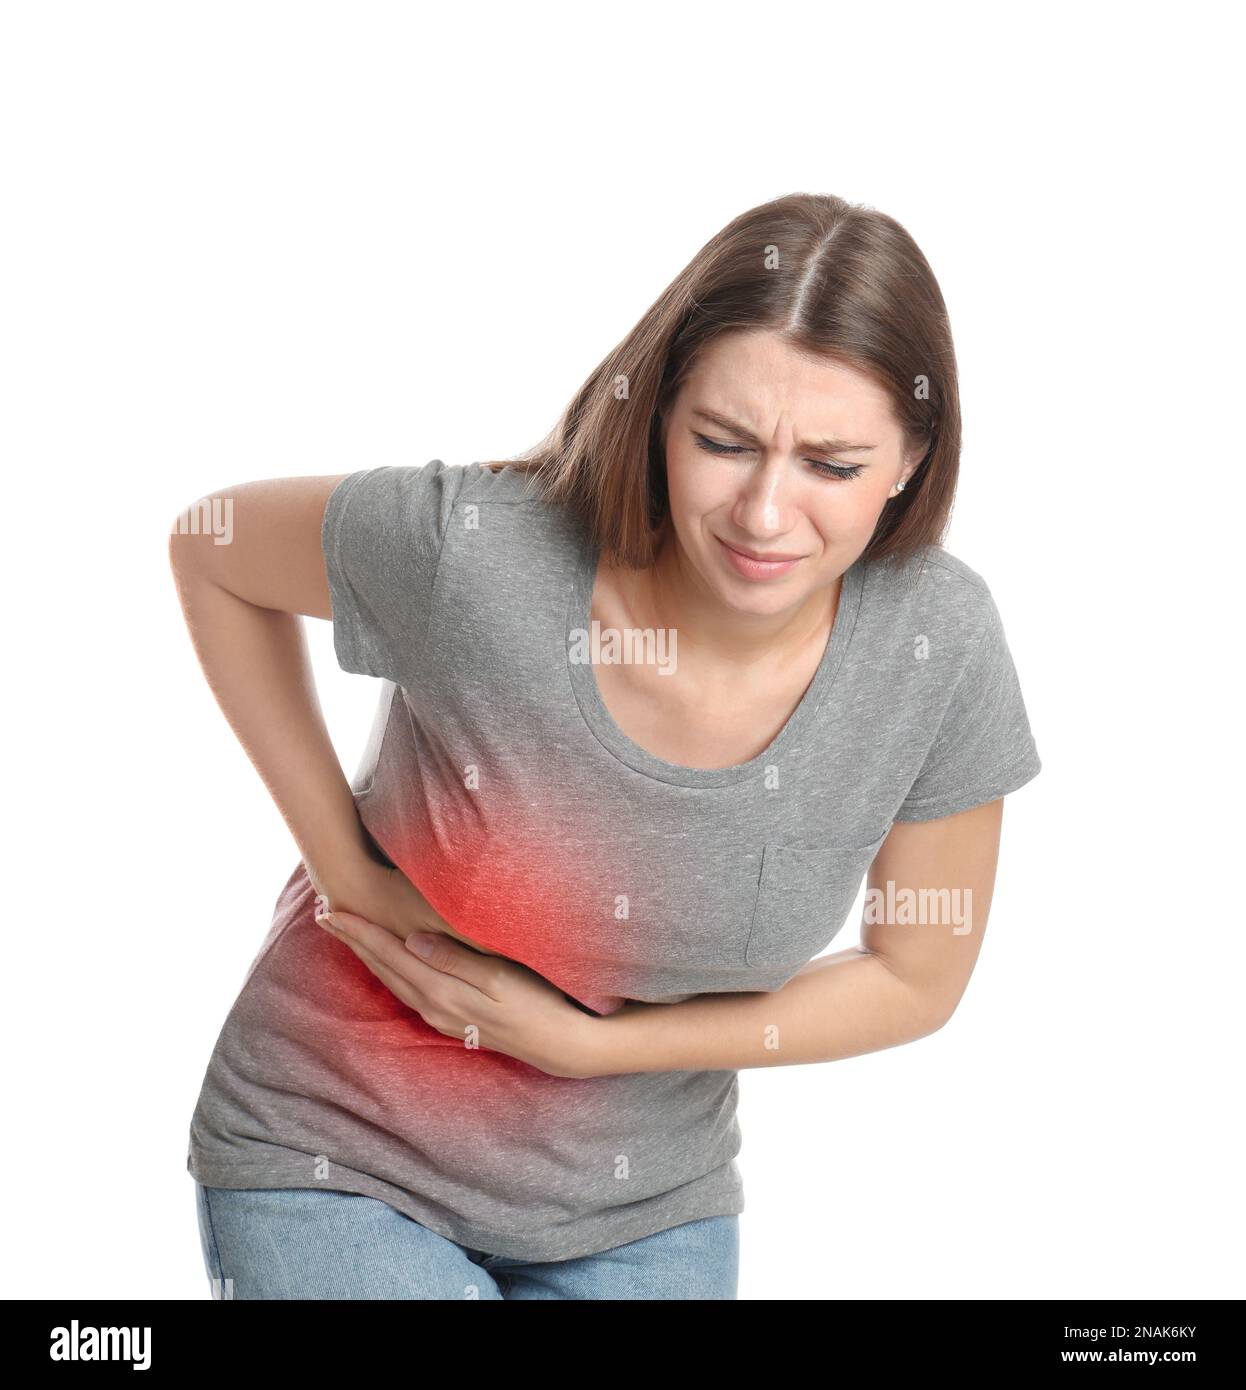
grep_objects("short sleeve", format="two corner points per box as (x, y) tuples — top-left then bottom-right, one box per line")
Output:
(895, 593), (1042, 821)
(321, 460), (469, 683)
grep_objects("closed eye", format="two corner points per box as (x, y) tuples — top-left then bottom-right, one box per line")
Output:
(692, 432), (865, 481)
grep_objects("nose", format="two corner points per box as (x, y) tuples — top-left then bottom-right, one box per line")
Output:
(731, 456), (795, 537)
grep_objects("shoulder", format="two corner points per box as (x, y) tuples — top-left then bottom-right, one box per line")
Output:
(447, 460), (585, 552)
(860, 543), (1003, 671)
(329, 459), (573, 542)
(902, 543), (991, 595)
(869, 538), (996, 608)
(454, 460), (566, 514)
(403, 460), (587, 600)
(331, 458), (544, 503)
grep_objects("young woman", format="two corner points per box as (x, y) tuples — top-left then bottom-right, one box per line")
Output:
(172, 192), (1041, 1301)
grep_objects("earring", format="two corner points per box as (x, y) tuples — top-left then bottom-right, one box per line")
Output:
(893, 481), (906, 495)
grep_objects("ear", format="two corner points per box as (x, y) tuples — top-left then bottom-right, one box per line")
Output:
(900, 420), (938, 482)
(894, 453), (919, 493)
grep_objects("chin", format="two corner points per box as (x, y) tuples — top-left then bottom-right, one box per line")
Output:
(705, 568), (809, 616)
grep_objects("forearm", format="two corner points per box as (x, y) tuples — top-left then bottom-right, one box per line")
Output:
(582, 946), (944, 1075)
(168, 560), (372, 895)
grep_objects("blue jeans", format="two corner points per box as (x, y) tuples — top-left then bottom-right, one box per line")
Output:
(195, 1183), (739, 1300)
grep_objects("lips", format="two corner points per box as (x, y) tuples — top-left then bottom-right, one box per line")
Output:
(716, 536), (804, 580)
(721, 541), (803, 562)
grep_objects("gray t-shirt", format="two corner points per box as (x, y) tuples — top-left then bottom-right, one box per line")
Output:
(187, 459), (1042, 1261)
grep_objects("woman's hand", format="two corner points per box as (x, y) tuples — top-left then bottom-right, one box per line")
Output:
(315, 907), (601, 1079)
(308, 848), (512, 959)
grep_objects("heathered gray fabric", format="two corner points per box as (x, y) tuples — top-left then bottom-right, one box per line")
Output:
(186, 459), (1042, 1261)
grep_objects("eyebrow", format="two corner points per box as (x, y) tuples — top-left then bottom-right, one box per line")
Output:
(691, 407), (878, 455)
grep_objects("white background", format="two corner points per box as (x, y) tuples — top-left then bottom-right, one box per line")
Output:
(2, 0), (1241, 1301)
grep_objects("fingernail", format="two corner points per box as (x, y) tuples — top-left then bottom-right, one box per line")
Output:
(407, 933), (435, 957)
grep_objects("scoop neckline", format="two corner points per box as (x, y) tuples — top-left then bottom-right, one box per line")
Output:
(564, 533), (867, 788)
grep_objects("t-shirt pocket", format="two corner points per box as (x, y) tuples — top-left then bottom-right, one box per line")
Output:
(744, 827), (891, 971)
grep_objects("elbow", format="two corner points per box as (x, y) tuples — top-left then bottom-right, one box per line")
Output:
(913, 1006), (954, 1041)
(875, 954), (960, 1041)
(908, 989), (959, 1041)
(167, 498), (198, 574)
(166, 514), (185, 575)
(167, 493), (228, 576)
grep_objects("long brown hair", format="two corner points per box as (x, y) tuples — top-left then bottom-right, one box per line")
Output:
(484, 192), (960, 570)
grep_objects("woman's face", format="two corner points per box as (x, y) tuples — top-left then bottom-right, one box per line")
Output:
(660, 329), (922, 618)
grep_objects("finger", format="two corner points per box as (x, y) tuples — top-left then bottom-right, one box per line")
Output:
(333, 911), (493, 996)
(328, 910), (439, 972)
(322, 913), (446, 1004)
(337, 934), (429, 1016)
(351, 942), (478, 1045)
(405, 932), (509, 1003)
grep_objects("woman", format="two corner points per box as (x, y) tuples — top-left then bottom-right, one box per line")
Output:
(172, 191), (1041, 1300)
